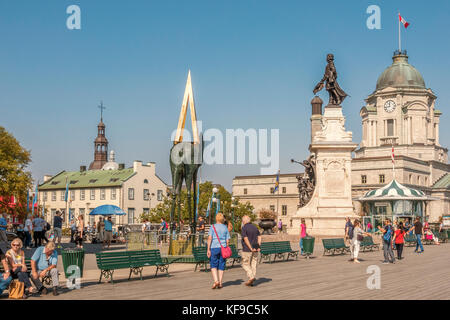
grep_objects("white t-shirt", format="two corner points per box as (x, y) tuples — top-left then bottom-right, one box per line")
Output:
(24, 219), (32, 232)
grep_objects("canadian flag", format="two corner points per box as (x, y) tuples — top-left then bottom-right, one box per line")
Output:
(399, 14), (410, 28)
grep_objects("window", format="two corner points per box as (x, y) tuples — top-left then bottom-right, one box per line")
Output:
(111, 188), (116, 200)
(79, 208), (85, 216)
(143, 208), (149, 215)
(128, 188), (135, 200)
(69, 208), (75, 220)
(425, 177), (428, 186)
(60, 191), (65, 201)
(128, 208), (135, 224)
(51, 191), (56, 201)
(70, 190), (75, 201)
(379, 174), (385, 184)
(270, 187), (274, 194)
(100, 189), (106, 200)
(244, 188), (248, 195)
(282, 187), (286, 194)
(43, 192), (48, 202)
(387, 119), (394, 136)
(143, 189), (149, 201)
(270, 205), (275, 212)
(90, 189), (95, 200)
(144, 179), (149, 184)
(157, 190), (163, 201)
(80, 190), (85, 201)
(417, 176), (420, 185)
(409, 174), (412, 183)
(361, 175), (367, 184)
(282, 205), (287, 216)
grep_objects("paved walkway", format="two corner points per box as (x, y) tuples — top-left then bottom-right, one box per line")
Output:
(19, 240), (450, 300)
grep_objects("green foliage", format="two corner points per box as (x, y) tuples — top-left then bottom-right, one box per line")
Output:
(139, 181), (255, 228)
(0, 127), (32, 218)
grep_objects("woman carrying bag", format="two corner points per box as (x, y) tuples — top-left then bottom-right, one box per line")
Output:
(207, 213), (230, 289)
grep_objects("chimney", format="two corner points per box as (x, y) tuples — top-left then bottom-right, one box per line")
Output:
(80, 166), (86, 172)
(119, 163), (125, 170)
(310, 96), (323, 143)
(133, 160), (142, 172)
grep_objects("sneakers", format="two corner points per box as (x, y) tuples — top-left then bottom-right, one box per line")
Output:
(382, 261), (389, 264)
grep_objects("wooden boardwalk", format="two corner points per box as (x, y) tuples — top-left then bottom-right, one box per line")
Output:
(27, 242), (450, 300)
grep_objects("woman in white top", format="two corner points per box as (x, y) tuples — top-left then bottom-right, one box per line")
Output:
(24, 215), (33, 248)
(6, 238), (35, 296)
(351, 219), (371, 264)
(76, 215), (85, 248)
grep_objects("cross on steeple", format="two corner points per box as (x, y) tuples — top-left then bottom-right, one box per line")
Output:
(98, 101), (106, 122)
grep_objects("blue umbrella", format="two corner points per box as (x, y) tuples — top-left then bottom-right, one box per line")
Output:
(89, 205), (126, 216)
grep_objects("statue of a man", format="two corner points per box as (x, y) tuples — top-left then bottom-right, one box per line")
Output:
(313, 53), (348, 105)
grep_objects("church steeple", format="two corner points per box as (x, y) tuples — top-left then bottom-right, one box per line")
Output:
(89, 102), (109, 170)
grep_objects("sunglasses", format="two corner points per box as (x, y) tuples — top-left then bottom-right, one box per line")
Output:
(11, 244), (20, 247)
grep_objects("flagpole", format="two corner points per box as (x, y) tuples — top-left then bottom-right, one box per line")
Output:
(398, 12), (401, 52)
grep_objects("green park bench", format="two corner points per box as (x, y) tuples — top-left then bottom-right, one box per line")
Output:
(360, 236), (380, 252)
(259, 241), (298, 263)
(193, 246), (209, 272)
(322, 238), (349, 256)
(438, 231), (448, 243)
(404, 234), (417, 247)
(228, 244), (241, 267)
(96, 249), (171, 283)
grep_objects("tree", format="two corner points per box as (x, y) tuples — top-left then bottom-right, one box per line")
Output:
(0, 127), (32, 218)
(139, 181), (255, 229)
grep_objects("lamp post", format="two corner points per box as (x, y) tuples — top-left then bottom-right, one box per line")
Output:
(231, 196), (236, 232)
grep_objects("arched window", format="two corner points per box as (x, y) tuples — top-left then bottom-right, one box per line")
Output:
(144, 179), (149, 184)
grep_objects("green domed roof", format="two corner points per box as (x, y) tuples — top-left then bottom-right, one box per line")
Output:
(376, 51), (426, 91)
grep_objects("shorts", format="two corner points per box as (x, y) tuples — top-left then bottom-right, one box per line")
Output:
(209, 247), (226, 271)
(54, 227), (62, 238)
(105, 231), (112, 241)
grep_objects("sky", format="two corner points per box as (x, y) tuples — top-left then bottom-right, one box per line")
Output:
(1, 0), (450, 191)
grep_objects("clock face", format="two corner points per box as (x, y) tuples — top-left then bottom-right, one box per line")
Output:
(384, 100), (396, 113)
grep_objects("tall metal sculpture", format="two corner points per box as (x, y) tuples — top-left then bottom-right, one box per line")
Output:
(169, 71), (203, 240)
(313, 53), (348, 105)
(291, 154), (316, 208)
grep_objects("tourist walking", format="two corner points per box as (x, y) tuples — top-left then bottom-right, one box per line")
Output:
(97, 217), (105, 244)
(32, 215), (44, 248)
(350, 220), (370, 263)
(70, 219), (77, 243)
(345, 217), (353, 241)
(392, 222), (406, 260)
(241, 215), (261, 286)
(104, 216), (113, 249)
(299, 219), (307, 255)
(53, 211), (63, 248)
(0, 213), (8, 248)
(6, 238), (35, 296)
(24, 214), (33, 248)
(379, 219), (395, 264)
(408, 217), (424, 253)
(0, 248), (12, 296)
(207, 213), (230, 289)
(75, 215), (84, 248)
(159, 217), (168, 244)
(197, 216), (205, 246)
(30, 241), (59, 296)
(277, 219), (283, 233)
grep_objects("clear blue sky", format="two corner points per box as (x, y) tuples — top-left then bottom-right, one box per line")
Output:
(2, 0), (450, 190)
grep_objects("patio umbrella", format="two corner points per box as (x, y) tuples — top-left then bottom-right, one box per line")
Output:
(89, 205), (126, 216)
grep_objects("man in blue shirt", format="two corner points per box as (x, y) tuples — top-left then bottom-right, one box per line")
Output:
(158, 217), (168, 244)
(0, 213), (8, 248)
(31, 241), (59, 296)
(103, 216), (113, 249)
(32, 215), (44, 248)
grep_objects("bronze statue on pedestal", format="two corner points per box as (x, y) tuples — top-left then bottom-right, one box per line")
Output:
(313, 53), (348, 105)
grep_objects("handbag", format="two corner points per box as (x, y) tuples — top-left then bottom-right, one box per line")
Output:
(9, 280), (24, 299)
(212, 225), (232, 259)
(357, 234), (364, 242)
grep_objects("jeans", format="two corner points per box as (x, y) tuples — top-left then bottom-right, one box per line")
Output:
(24, 231), (32, 248)
(198, 232), (205, 246)
(0, 274), (12, 294)
(300, 238), (304, 255)
(11, 266), (32, 289)
(415, 234), (424, 252)
(383, 240), (395, 263)
(396, 243), (404, 259)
